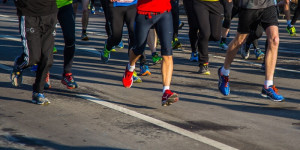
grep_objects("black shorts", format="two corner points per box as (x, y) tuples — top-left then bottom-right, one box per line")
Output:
(73, 0), (81, 3)
(237, 6), (278, 34)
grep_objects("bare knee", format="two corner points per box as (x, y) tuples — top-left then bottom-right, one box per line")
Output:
(268, 36), (280, 48)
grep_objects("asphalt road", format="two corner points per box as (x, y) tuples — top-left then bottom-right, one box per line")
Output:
(0, 2), (300, 150)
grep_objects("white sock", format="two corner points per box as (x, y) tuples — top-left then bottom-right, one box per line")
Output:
(127, 63), (135, 72)
(221, 66), (230, 76)
(163, 86), (170, 93)
(264, 80), (273, 89)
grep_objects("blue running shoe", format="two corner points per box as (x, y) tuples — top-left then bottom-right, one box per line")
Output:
(261, 85), (285, 102)
(140, 65), (151, 76)
(226, 32), (230, 37)
(30, 64), (38, 72)
(91, 6), (96, 14)
(32, 92), (50, 105)
(117, 40), (124, 49)
(189, 52), (198, 62)
(178, 20), (184, 30)
(254, 48), (265, 60)
(218, 67), (230, 96)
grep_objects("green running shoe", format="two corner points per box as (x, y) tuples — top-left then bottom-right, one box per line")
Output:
(172, 38), (182, 49)
(133, 71), (142, 83)
(152, 52), (162, 64)
(100, 46), (111, 63)
(286, 25), (296, 37)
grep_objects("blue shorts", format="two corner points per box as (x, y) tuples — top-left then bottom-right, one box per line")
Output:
(133, 11), (173, 56)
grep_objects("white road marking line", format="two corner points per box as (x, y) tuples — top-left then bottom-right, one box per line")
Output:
(77, 94), (238, 150)
(0, 64), (12, 71)
(0, 35), (20, 42)
(213, 55), (300, 74)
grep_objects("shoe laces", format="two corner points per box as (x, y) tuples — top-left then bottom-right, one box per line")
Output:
(125, 70), (133, 79)
(224, 76), (229, 87)
(64, 73), (74, 82)
(271, 85), (279, 94)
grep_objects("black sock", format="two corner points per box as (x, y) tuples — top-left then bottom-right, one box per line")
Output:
(82, 29), (87, 34)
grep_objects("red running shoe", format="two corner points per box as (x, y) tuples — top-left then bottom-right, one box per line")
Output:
(61, 73), (78, 89)
(122, 67), (133, 88)
(162, 90), (179, 106)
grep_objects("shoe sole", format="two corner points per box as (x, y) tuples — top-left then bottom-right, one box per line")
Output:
(44, 85), (52, 89)
(220, 48), (227, 51)
(123, 79), (133, 88)
(199, 71), (210, 75)
(190, 58), (198, 62)
(32, 100), (50, 105)
(133, 80), (142, 83)
(61, 81), (77, 89)
(260, 93), (285, 102)
(153, 59), (162, 64)
(162, 93), (179, 106)
(140, 71), (151, 76)
(81, 37), (89, 41)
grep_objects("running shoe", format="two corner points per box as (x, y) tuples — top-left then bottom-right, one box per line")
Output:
(218, 67), (230, 96)
(219, 42), (228, 51)
(44, 72), (51, 89)
(140, 65), (151, 76)
(110, 46), (117, 52)
(286, 25), (296, 36)
(162, 89), (179, 106)
(240, 43), (250, 59)
(81, 33), (89, 41)
(254, 48), (265, 60)
(226, 32), (230, 37)
(190, 52), (198, 62)
(61, 73), (78, 89)
(32, 92), (50, 105)
(122, 67), (133, 88)
(172, 38), (182, 49)
(133, 71), (142, 83)
(261, 85), (285, 102)
(117, 40), (124, 49)
(152, 52), (162, 64)
(178, 21), (184, 30)
(100, 47), (111, 63)
(53, 46), (57, 53)
(99, 7), (104, 13)
(11, 66), (23, 87)
(91, 6), (96, 14)
(30, 64), (38, 72)
(198, 63), (210, 75)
